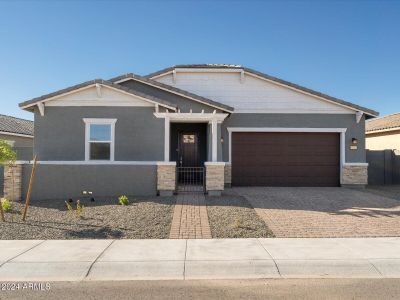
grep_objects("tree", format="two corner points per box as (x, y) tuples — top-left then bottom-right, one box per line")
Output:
(0, 139), (17, 221)
(0, 139), (17, 165)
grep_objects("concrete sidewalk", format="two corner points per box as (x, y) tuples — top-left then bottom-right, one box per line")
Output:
(1, 238), (400, 281)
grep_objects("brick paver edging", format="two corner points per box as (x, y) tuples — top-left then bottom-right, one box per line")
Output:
(170, 194), (212, 239)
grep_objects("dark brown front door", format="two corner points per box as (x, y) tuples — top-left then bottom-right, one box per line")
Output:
(178, 132), (200, 167)
(232, 132), (340, 187)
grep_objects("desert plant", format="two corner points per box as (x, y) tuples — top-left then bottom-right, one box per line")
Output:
(65, 201), (73, 213)
(1, 198), (14, 212)
(118, 195), (129, 206)
(65, 200), (84, 219)
(76, 200), (84, 219)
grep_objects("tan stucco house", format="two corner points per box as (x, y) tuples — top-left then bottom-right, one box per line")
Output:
(366, 113), (400, 150)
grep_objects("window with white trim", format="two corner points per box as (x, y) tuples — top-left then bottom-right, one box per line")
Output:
(83, 118), (117, 161)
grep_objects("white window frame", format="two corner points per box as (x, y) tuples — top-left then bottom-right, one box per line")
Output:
(83, 118), (117, 161)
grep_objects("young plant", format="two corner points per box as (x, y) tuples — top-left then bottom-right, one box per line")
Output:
(1, 198), (14, 212)
(76, 200), (84, 219)
(65, 201), (73, 213)
(65, 200), (84, 219)
(118, 195), (129, 206)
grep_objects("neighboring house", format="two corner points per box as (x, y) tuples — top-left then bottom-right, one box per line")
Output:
(13, 64), (378, 201)
(0, 114), (33, 196)
(366, 113), (400, 150)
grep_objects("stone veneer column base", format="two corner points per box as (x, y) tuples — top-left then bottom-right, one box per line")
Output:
(157, 162), (176, 196)
(205, 162), (225, 196)
(3, 164), (22, 201)
(341, 163), (368, 187)
(224, 163), (232, 188)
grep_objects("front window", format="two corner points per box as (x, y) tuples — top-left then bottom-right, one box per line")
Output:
(89, 124), (111, 160)
(84, 119), (117, 161)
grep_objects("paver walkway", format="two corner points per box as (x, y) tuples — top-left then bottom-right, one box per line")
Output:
(169, 193), (212, 239)
(235, 187), (400, 238)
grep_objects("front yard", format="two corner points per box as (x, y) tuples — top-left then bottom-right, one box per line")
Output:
(206, 191), (274, 238)
(1, 185), (400, 239)
(0, 196), (175, 239)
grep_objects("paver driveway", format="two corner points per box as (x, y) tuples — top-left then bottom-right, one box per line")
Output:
(234, 187), (400, 238)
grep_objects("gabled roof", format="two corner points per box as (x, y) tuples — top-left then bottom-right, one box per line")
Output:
(146, 64), (379, 117)
(19, 79), (178, 111)
(0, 114), (33, 136)
(109, 73), (234, 112)
(366, 113), (400, 133)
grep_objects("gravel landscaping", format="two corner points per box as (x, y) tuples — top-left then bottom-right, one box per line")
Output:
(205, 191), (274, 238)
(0, 196), (175, 239)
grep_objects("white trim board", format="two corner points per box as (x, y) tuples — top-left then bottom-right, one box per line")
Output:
(0, 131), (33, 138)
(18, 161), (160, 165)
(154, 112), (229, 123)
(227, 127), (348, 184)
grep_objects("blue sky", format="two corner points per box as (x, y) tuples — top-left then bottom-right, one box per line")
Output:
(0, 0), (399, 120)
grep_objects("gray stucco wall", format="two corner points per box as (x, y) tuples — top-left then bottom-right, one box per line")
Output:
(34, 106), (164, 161)
(221, 113), (366, 163)
(22, 164), (157, 200)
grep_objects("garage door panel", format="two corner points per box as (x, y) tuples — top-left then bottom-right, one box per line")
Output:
(232, 132), (340, 187)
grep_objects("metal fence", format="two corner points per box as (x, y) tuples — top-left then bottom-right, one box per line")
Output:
(176, 167), (205, 193)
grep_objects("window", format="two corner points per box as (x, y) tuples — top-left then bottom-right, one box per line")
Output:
(183, 134), (195, 144)
(83, 118), (117, 161)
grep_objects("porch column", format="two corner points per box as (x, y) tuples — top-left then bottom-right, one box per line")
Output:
(164, 116), (170, 162)
(211, 119), (217, 162)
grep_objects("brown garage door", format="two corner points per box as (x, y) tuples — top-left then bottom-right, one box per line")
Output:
(232, 132), (340, 187)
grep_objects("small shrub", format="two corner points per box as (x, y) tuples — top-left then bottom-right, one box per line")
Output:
(118, 195), (129, 206)
(1, 198), (14, 212)
(234, 217), (243, 229)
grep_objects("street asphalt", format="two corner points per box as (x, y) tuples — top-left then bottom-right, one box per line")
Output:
(1, 279), (400, 300)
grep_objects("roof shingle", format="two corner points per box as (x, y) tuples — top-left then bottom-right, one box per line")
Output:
(0, 114), (33, 136)
(366, 113), (400, 133)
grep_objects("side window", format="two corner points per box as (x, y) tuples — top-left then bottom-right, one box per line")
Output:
(84, 119), (116, 161)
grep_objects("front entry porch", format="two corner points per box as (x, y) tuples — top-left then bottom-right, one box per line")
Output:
(155, 112), (228, 196)
(171, 123), (207, 193)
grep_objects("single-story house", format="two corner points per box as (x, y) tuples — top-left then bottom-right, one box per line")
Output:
(366, 113), (400, 150)
(9, 64), (378, 200)
(0, 114), (33, 197)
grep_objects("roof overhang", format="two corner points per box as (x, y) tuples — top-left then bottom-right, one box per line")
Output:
(0, 131), (33, 138)
(19, 80), (178, 113)
(153, 111), (229, 123)
(366, 127), (400, 135)
(109, 73), (234, 113)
